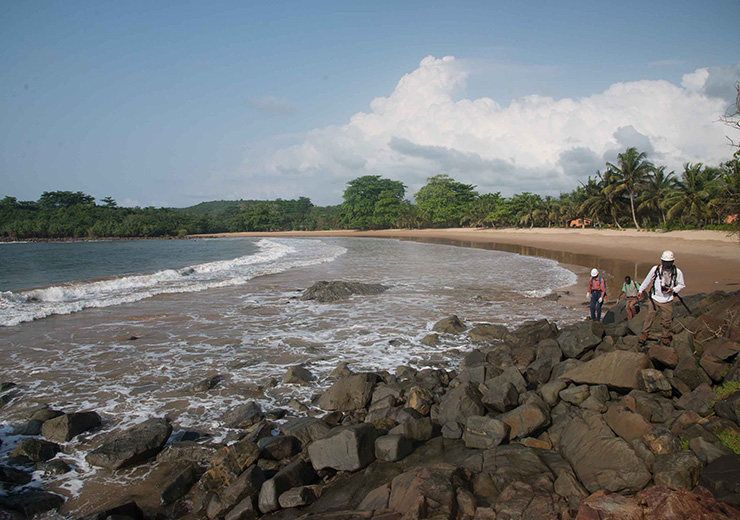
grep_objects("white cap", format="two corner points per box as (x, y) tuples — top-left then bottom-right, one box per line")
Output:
(591, 268), (599, 277)
(661, 250), (675, 262)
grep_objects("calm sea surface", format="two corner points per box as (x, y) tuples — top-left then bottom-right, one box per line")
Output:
(0, 237), (582, 512)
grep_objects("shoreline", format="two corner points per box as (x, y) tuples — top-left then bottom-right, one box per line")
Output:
(190, 228), (740, 296)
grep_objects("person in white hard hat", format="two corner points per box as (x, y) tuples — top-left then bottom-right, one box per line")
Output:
(587, 268), (607, 321)
(638, 250), (686, 346)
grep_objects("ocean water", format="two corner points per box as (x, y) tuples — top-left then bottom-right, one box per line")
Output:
(0, 237), (581, 511)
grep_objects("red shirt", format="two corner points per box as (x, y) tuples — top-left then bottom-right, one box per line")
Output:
(588, 276), (606, 294)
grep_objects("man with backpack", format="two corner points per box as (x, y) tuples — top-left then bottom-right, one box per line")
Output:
(617, 275), (641, 319)
(587, 268), (607, 321)
(638, 250), (686, 346)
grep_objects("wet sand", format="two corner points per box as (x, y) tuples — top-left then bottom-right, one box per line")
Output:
(191, 228), (740, 297)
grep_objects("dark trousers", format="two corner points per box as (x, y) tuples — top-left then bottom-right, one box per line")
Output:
(590, 291), (603, 321)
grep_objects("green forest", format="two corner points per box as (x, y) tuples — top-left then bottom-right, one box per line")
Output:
(1, 146), (739, 240)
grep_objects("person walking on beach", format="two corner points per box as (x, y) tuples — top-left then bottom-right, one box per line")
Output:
(638, 250), (686, 346)
(617, 275), (640, 320)
(587, 268), (607, 321)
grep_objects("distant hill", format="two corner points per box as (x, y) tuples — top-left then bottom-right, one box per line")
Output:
(175, 200), (260, 216)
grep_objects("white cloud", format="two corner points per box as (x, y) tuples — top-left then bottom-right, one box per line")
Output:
(236, 56), (739, 204)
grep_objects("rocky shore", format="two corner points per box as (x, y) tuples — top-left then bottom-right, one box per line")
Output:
(1, 286), (740, 520)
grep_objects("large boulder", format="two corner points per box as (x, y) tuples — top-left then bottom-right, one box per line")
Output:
(432, 315), (466, 334)
(468, 323), (509, 343)
(223, 402), (263, 429)
(557, 322), (603, 359)
(317, 373), (378, 412)
(301, 281), (387, 302)
(555, 411), (651, 493)
(559, 351), (651, 390)
(437, 382), (485, 425)
(308, 424), (378, 472)
(86, 418), (172, 470)
(41, 411), (101, 442)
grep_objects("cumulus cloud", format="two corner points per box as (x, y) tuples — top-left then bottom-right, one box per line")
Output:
(237, 56), (739, 204)
(247, 95), (297, 115)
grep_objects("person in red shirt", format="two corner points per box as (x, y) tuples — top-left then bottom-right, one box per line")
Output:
(587, 268), (607, 321)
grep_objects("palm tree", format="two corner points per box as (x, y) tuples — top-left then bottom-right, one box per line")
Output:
(580, 171), (627, 229)
(665, 163), (720, 226)
(637, 166), (675, 227)
(513, 192), (544, 228)
(605, 147), (653, 229)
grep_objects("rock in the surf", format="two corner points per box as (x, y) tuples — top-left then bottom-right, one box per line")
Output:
(301, 281), (388, 302)
(86, 418), (172, 470)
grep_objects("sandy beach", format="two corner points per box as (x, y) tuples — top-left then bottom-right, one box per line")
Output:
(191, 228), (740, 297)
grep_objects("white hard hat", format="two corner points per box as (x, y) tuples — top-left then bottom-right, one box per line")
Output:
(591, 268), (599, 277)
(661, 250), (675, 262)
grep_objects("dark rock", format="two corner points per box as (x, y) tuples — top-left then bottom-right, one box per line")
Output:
(653, 451), (702, 489)
(555, 411), (651, 493)
(388, 464), (469, 520)
(280, 417), (332, 447)
(331, 361), (353, 380)
(301, 281), (387, 302)
(498, 402), (549, 439)
(699, 454), (740, 508)
(308, 424), (378, 472)
(557, 321), (603, 359)
(559, 385), (590, 406)
(156, 440), (218, 469)
(223, 401), (264, 429)
(560, 351), (651, 390)
(225, 496), (259, 520)
(77, 501), (144, 520)
(42, 411), (102, 442)
(258, 459), (316, 514)
(715, 392), (740, 426)
(463, 416), (508, 449)
(432, 315), (466, 334)
(375, 434), (414, 462)
(186, 375), (223, 393)
(86, 418), (172, 470)
(525, 356), (556, 386)
(626, 390), (675, 423)
(507, 319), (557, 348)
(200, 440), (260, 491)
(419, 333), (439, 346)
(0, 490), (64, 517)
(676, 383), (716, 417)
(220, 465), (266, 514)
(0, 465), (32, 486)
(603, 404), (654, 443)
(317, 373), (378, 412)
(17, 419), (44, 436)
(643, 428), (682, 455)
(283, 365), (314, 384)
(674, 357), (712, 390)
(258, 436), (301, 460)
(480, 381), (519, 412)
(29, 408), (64, 422)
(388, 417), (432, 442)
(278, 485), (321, 508)
(648, 344), (679, 368)
(539, 380), (567, 407)
(437, 382), (485, 426)
(690, 436), (734, 464)
(468, 323), (508, 343)
(638, 368), (672, 397)
(359, 484), (391, 510)
(441, 421), (463, 440)
(160, 463), (198, 505)
(11, 438), (60, 463)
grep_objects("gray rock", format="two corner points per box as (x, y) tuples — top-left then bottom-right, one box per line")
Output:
(480, 381), (519, 413)
(317, 373), (378, 412)
(420, 333), (439, 346)
(225, 496), (259, 520)
(539, 380), (567, 407)
(41, 411), (102, 442)
(301, 281), (387, 302)
(555, 411), (651, 493)
(278, 485), (320, 508)
(689, 436), (734, 464)
(441, 421), (463, 440)
(560, 351), (651, 390)
(437, 382), (485, 425)
(557, 321), (603, 359)
(638, 369), (672, 397)
(715, 391), (740, 426)
(590, 384), (610, 403)
(463, 416), (508, 449)
(279, 417), (332, 446)
(160, 463), (198, 505)
(283, 365), (314, 384)
(308, 424), (378, 472)
(11, 438), (60, 463)
(698, 454), (740, 508)
(579, 395), (607, 413)
(507, 319), (557, 348)
(86, 418), (172, 470)
(432, 315), (466, 334)
(559, 385), (590, 406)
(223, 402), (263, 429)
(388, 416), (432, 442)
(675, 383), (715, 417)
(375, 434), (414, 462)
(220, 465), (266, 514)
(653, 451), (702, 489)
(468, 323), (509, 343)
(674, 357), (712, 390)
(258, 459), (316, 514)
(258, 435), (300, 460)
(498, 403), (550, 440)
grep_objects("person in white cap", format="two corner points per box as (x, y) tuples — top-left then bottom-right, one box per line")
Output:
(638, 250), (686, 346)
(587, 268), (607, 321)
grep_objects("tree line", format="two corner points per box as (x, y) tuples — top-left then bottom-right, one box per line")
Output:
(1, 147), (738, 240)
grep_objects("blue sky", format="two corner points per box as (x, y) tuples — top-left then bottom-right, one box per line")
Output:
(1, 1), (739, 207)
